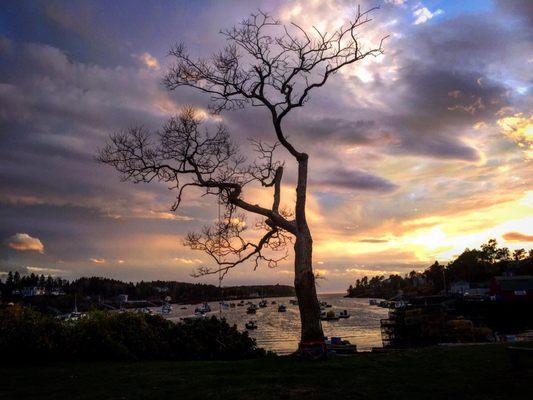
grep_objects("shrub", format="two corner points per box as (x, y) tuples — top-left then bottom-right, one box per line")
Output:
(0, 306), (265, 362)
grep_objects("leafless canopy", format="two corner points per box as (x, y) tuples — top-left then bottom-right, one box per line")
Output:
(98, 7), (386, 279)
(164, 6), (387, 159)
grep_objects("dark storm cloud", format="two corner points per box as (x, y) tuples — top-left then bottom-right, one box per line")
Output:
(382, 67), (511, 161)
(312, 167), (398, 193)
(496, 0), (533, 27)
(287, 117), (392, 146)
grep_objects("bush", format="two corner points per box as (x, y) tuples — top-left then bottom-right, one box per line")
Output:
(0, 306), (265, 362)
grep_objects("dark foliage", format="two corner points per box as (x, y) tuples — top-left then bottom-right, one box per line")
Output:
(0, 306), (265, 363)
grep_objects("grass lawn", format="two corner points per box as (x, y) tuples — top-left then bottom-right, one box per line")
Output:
(1, 344), (532, 400)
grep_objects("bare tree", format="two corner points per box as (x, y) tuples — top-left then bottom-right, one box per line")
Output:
(98, 7), (386, 347)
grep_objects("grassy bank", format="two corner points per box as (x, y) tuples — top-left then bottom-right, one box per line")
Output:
(1, 344), (532, 400)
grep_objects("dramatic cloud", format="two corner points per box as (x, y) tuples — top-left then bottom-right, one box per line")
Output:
(5, 233), (44, 253)
(0, 1), (531, 291)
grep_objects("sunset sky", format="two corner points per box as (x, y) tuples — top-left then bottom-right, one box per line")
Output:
(1, 0), (531, 292)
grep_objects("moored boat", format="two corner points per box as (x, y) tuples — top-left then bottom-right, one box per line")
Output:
(321, 310), (339, 321)
(325, 337), (357, 354)
(245, 320), (258, 330)
(339, 309), (350, 319)
(219, 301), (230, 309)
(195, 302), (211, 314)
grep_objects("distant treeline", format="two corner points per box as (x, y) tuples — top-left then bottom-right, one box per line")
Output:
(347, 239), (533, 299)
(0, 274), (294, 311)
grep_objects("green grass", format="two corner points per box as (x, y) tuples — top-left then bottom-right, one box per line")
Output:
(1, 344), (532, 400)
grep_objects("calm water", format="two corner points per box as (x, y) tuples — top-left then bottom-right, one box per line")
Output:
(162, 294), (388, 354)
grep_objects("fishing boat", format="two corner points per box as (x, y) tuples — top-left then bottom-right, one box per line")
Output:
(325, 337), (357, 354)
(161, 304), (172, 315)
(277, 304), (287, 312)
(246, 305), (257, 314)
(195, 302), (211, 314)
(339, 309), (350, 319)
(320, 310), (339, 321)
(245, 320), (258, 330)
(219, 301), (230, 309)
(258, 299), (268, 308)
(62, 295), (86, 321)
(140, 307), (154, 315)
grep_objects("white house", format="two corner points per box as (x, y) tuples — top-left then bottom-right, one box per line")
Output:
(21, 287), (46, 297)
(450, 281), (470, 294)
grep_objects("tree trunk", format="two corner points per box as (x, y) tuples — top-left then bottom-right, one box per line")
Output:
(294, 231), (324, 342)
(291, 152), (324, 346)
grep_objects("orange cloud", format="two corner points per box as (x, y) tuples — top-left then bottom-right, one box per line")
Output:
(503, 232), (533, 242)
(5, 233), (44, 253)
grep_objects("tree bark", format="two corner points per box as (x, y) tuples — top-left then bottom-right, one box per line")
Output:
(294, 155), (324, 342)
(294, 231), (324, 341)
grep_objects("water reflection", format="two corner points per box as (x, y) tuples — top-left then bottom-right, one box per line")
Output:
(162, 294), (387, 354)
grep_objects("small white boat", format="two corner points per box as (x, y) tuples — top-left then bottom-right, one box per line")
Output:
(161, 303), (172, 314)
